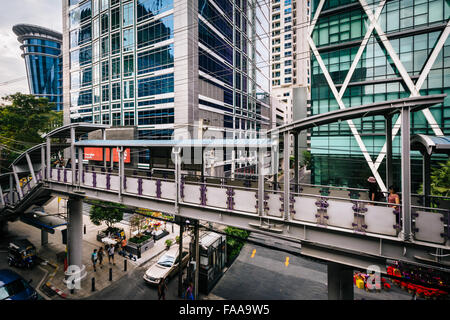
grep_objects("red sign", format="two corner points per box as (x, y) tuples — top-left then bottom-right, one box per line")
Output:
(84, 147), (131, 163)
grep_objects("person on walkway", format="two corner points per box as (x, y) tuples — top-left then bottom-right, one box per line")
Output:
(98, 247), (104, 268)
(388, 185), (400, 209)
(158, 278), (168, 300)
(108, 243), (115, 265)
(367, 176), (382, 204)
(185, 282), (194, 300)
(91, 249), (98, 272)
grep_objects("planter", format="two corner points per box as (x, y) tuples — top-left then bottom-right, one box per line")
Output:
(125, 237), (155, 256)
(153, 229), (169, 241)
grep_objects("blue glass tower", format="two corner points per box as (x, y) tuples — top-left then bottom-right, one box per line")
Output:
(13, 24), (63, 111)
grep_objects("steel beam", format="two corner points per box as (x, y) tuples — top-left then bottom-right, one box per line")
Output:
(385, 114), (393, 192)
(283, 132), (291, 221)
(46, 137), (51, 180)
(294, 133), (299, 192)
(41, 145), (45, 180)
(258, 147), (265, 217)
(12, 166), (23, 199)
(423, 152), (431, 208)
(25, 153), (36, 187)
(401, 107), (412, 241)
(71, 127), (76, 185)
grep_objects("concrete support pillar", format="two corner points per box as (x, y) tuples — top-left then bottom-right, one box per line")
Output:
(41, 229), (48, 246)
(283, 132), (291, 221)
(423, 152), (431, 207)
(64, 196), (86, 283)
(385, 115), (393, 194)
(401, 107), (412, 241)
(327, 262), (354, 300)
(78, 147), (83, 187)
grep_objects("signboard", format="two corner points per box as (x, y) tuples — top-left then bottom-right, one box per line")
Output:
(84, 147), (131, 163)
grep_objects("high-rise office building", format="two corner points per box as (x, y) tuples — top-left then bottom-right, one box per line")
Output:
(13, 24), (63, 111)
(309, 0), (450, 191)
(270, 0), (310, 124)
(63, 0), (271, 143)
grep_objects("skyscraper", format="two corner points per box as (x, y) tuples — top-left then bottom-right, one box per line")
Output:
(63, 0), (271, 135)
(13, 24), (63, 111)
(308, 0), (450, 191)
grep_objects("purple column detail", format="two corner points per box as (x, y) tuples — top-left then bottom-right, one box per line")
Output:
(226, 187), (234, 210)
(93, 172), (97, 188)
(124, 176), (127, 190)
(138, 178), (143, 195)
(180, 176), (185, 199)
(57, 169), (61, 182)
(156, 180), (162, 198)
(200, 184), (207, 206)
(82, 169), (85, 184)
(106, 174), (111, 190)
(64, 169), (67, 183)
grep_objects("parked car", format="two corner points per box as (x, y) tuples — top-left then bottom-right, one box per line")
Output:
(7, 239), (36, 269)
(0, 269), (38, 300)
(143, 245), (189, 285)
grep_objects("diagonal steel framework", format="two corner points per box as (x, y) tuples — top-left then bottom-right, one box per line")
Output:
(308, 0), (449, 191)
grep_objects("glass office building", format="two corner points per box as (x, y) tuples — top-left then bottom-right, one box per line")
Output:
(63, 0), (271, 145)
(309, 0), (450, 191)
(13, 24), (63, 111)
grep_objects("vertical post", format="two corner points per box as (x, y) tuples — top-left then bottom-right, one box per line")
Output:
(110, 148), (114, 170)
(9, 174), (14, 203)
(0, 184), (5, 207)
(173, 147), (181, 213)
(41, 145), (45, 180)
(41, 230), (48, 246)
(283, 132), (291, 221)
(194, 220), (199, 300)
(201, 147), (205, 182)
(70, 127), (76, 185)
(102, 129), (107, 170)
(294, 132), (299, 193)
(258, 147), (265, 217)
(46, 137), (51, 180)
(12, 166), (23, 199)
(327, 262), (354, 300)
(118, 147), (124, 201)
(78, 147), (83, 187)
(178, 219), (184, 298)
(401, 107), (411, 241)
(423, 152), (431, 208)
(25, 153), (37, 186)
(385, 114), (393, 194)
(231, 149), (236, 179)
(65, 196), (87, 283)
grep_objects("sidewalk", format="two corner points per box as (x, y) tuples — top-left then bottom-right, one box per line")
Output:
(5, 198), (181, 299)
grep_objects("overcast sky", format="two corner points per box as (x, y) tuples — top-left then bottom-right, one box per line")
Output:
(0, 0), (62, 98)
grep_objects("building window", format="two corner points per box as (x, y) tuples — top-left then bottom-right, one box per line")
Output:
(285, 60), (292, 66)
(285, 68), (292, 74)
(123, 55), (134, 77)
(102, 113), (110, 125)
(111, 83), (120, 101)
(101, 36), (109, 57)
(137, 44), (174, 75)
(285, 17), (292, 23)
(111, 7), (120, 31)
(137, 108), (175, 125)
(137, 15), (174, 49)
(137, 0), (173, 22)
(101, 13), (108, 34)
(111, 57), (120, 79)
(123, 29), (134, 52)
(101, 60), (109, 81)
(111, 32), (120, 54)
(123, 80), (134, 99)
(102, 84), (109, 102)
(284, 77), (292, 83)
(112, 112), (121, 126)
(137, 73), (174, 97)
(124, 111), (135, 126)
(123, 2), (134, 27)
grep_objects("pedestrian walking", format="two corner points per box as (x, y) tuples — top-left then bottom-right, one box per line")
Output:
(158, 278), (168, 300)
(98, 247), (104, 268)
(91, 249), (98, 272)
(184, 282), (194, 300)
(367, 176), (382, 205)
(108, 243), (115, 265)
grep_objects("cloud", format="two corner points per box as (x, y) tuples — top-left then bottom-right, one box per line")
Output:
(0, 0), (62, 97)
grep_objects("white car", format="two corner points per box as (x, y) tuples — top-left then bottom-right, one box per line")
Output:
(143, 245), (189, 284)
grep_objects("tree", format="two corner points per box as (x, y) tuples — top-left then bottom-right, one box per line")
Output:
(301, 150), (311, 169)
(418, 160), (450, 197)
(89, 200), (125, 230)
(130, 214), (147, 237)
(224, 227), (250, 264)
(0, 93), (62, 171)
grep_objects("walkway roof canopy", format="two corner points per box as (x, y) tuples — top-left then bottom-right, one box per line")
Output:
(271, 94), (446, 134)
(75, 138), (274, 149)
(411, 134), (450, 156)
(11, 143), (70, 168)
(42, 123), (110, 139)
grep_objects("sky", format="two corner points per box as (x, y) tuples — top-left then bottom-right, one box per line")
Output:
(0, 0), (62, 98)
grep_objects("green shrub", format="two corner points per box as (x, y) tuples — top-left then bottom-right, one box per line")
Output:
(224, 227), (250, 263)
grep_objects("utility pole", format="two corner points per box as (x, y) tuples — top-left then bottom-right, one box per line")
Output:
(178, 218), (184, 298)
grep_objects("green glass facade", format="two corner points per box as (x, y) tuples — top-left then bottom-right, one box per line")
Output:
(310, 0), (450, 191)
